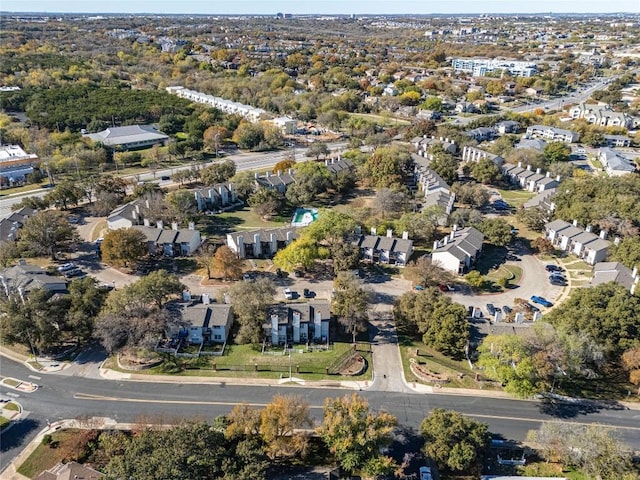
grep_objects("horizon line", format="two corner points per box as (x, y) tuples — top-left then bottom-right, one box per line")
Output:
(1, 10), (639, 15)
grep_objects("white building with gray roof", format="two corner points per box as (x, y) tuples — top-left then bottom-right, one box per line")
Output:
(431, 226), (484, 274)
(83, 125), (168, 150)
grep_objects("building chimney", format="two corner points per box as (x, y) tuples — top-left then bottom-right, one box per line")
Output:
(536, 168), (541, 174)
(288, 168), (293, 175)
(266, 171), (270, 177)
(157, 220), (164, 229)
(526, 164), (531, 171)
(632, 266), (638, 279)
(572, 219), (578, 227)
(171, 222), (178, 231)
(402, 231), (408, 240)
(599, 230), (607, 240)
(614, 236), (621, 246)
(517, 161), (522, 168)
(433, 240), (439, 250)
(202, 293), (210, 305)
(254, 172), (259, 179)
(371, 227), (377, 236)
(188, 222), (195, 230)
(386, 229), (393, 238)
(546, 171), (550, 178)
(143, 218), (150, 227)
(556, 175), (561, 182)
(453, 224), (458, 232)
(450, 230), (456, 240)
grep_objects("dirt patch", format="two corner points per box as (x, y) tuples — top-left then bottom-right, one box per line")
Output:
(339, 354), (367, 376)
(117, 350), (162, 370)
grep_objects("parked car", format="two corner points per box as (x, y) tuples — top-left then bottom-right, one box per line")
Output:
(419, 466), (433, 480)
(486, 303), (496, 316)
(503, 305), (512, 314)
(303, 288), (313, 298)
(439, 284), (456, 292)
(415, 285), (425, 291)
(549, 273), (566, 281)
(243, 273), (254, 282)
(531, 295), (553, 308)
(545, 264), (563, 272)
(57, 262), (76, 272)
(284, 288), (293, 300)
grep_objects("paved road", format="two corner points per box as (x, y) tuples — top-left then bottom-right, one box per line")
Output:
(2, 355), (640, 473)
(0, 142), (348, 218)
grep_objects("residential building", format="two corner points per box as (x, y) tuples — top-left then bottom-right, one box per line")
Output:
(413, 155), (455, 220)
(194, 183), (239, 212)
(501, 162), (561, 192)
(451, 58), (537, 77)
(166, 86), (268, 123)
(544, 219), (611, 265)
(495, 120), (521, 134)
(265, 301), (331, 345)
(454, 101), (478, 114)
(523, 188), (557, 212)
(431, 226), (484, 274)
(35, 462), (102, 480)
(356, 229), (414, 267)
(525, 125), (579, 143)
(226, 226), (298, 259)
(0, 144), (39, 186)
(590, 262), (638, 294)
(412, 135), (457, 156)
(462, 146), (504, 166)
(83, 125), (169, 150)
(569, 103), (633, 129)
(324, 157), (355, 175)
(0, 207), (36, 242)
(465, 127), (497, 142)
(603, 135), (631, 148)
(132, 223), (201, 257)
(270, 116), (297, 134)
(516, 138), (547, 151)
(106, 199), (145, 230)
(598, 148), (637, 176)
(416, 109), (442, 121)
(179, 301), (234, 344)
(0, 263), (68, 300)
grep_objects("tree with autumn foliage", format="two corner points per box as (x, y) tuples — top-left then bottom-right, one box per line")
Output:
(317, 393), (397, 477)
(212, 245), (243, 281)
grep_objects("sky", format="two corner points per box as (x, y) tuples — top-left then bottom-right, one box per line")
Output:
(1, 0), (639, 14)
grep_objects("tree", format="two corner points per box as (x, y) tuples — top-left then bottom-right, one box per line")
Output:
(273, 238), (328, 272)
(45, 180), (84, 210)
(451, 184), (489, 208)
(465, 270), (485, 290)
(422, 302), (469, 358)
(259, 394), (313, 461)
(470, 158), (502, 184)
(360, 146), (412, 189)
(373, 188), (408, 218)
(516, 207), (549, 232)
(233, 122), (265, 150)
(272, 158), (296, 174)
(305, 142), (330, 160)
(531, 237), (554, 255)
(196, 244), (216, 279)
(66, 276), (108, 344)
(0, 241), (19, 268)
(228, 278), (276, 344)
(404, 257), (452, 288)
(330, 241), (360, 274)
(622, 345), (640, 390)
(134, 270), (184, 309)
(285, 162), (332, 205)
(395, 211), (438, 243)
(212, 245), (243, 281)
(479, 218), (512, 246)
(165, 189), (197, 222)
(230, 171), (258, 199)
(527, 422), (634, 480)
(317, 393), (397, 476)
(203, 125), (229, 155)
(17, 211), (78, 260)
(429, 148), (459, 184)
(610, 236), (640, 270)
(249, 187), (285, 220)
(201, 159), (236, 185)
(332, 272), (370, 343)
(543, 141), (571, 164)
(101, 228), (147, 267)
(421, 409), (490, 475)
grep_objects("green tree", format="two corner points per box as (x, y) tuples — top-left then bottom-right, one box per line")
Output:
(360, 146), (412, 189)
(249, 187), (285, 220)
(66, 276), (108, 344)
(479, 218), (512, 246)
(273, 238), (328, 272)
(305, 142), (330, 160)
(101, 228), (147, 267)
(422, 302), (469, 358)
(17, 211), (79, 260)
(420, 409), (490, 475)
(228, 278), (276, 344)
(403, 256), (453, 289)
(516, 207), (549, 232)
(543, 141), (571, 164)
(470, 158), (502, 184)
(610, 236), (640, 269)
(133, 270), (184, 309)
(422, 96), (444, 112)
(465, 270), (485, 290)
(45, 180), (84, 210)
(429, 147), (459, 184)
(332, 272), (370, 343)
(0, 241), (19, 268)
(286, 162), (332, 204)
(317, 393), (397, 476)
(201, 159), (236, 185)
(165, 189), (197, 222)
(230, 171), (258, 199)
(232, 122), (265, 150)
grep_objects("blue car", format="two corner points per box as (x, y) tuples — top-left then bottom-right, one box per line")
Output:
(531, 295), (553, 308)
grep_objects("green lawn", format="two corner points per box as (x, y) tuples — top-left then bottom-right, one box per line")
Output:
(497, 188), (536, 208)
(4, 402), (19, 412)
(347, 112), (411, 126)
(108, 341), (372, 382)
(398, 336), (482, 389)
(211, 207), (288, 230)
(18, 429), (82, 478)
(0, 416), (9, 429)
(0, 181), (50, 196)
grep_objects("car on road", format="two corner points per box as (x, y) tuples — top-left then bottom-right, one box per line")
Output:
(303, 288), (314, 298)
(549, 272), (566, 281)
(160, 175), (170, 181)
(486, 303), (496, 316)
(57, 262), (76, 272)
(531, 295), (553, 308)
(545, 264), (563, 272)
(284, 288), (293, 300)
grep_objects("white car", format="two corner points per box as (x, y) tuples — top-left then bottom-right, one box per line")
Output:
(284, 288), (293, 300)
(57, 262), (76, 272)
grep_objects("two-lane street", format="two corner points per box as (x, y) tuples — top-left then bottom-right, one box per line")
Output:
(2, 355), (640, 473)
